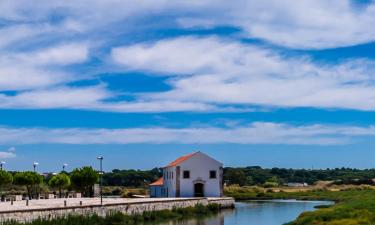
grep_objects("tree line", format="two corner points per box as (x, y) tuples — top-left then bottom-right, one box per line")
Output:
(223, 166), (375, 186)
(0, 166), (99, 199)
(101, 166), (375, 187)
(2, 166), (375, 196)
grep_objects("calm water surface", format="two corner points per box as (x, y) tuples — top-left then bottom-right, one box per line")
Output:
(153, 200), (332, 225)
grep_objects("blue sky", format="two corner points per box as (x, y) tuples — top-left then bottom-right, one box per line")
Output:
(1, 0), (375, 172)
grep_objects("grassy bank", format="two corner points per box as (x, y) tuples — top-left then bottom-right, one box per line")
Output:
(225, 186), (375, 225)
(2, 204), (221, 225)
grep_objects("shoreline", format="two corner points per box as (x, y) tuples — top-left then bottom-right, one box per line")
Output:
(225, 187), (375, 224)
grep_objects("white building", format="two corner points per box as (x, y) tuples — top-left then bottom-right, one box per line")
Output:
(150, 152), (223, 198)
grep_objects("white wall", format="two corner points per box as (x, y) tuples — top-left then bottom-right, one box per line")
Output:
(178, 152), (223, 197)
(160, 152), (223, 198)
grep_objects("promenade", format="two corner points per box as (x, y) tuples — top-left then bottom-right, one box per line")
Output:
(0, 197), (235, 223)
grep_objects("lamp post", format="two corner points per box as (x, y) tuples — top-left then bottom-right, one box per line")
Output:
(33, 162), (39, 172)
(97, 156), (103, 205)
(63, 163), (68, 172)
(0, 161), (5, 170)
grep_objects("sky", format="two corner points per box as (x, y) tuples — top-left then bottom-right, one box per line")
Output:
(1, 0), (375, 172)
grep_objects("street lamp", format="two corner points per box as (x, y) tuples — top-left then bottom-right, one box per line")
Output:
(33, 162), (39, 172)
(63, 163), (68, 172)
(97, 156), (104, 205)
(0, 161), (5, 170)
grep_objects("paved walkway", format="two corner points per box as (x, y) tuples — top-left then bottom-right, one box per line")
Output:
(0, 197), (227, 212)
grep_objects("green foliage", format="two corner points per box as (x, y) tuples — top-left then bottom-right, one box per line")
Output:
(77, 166), (375, 188)
(13, 171), (43, 198)
(70, 166), (99, 197)
(263, 182), (279, 188)
(103, 167), (162, 187)
(224, 168), (249, 186)
(282, 190), (375, 225)
(14, 172), (43, 186)
(48, 173), (71, 197)
(0, 170), (13, 186)
(223, 166), (375, 186)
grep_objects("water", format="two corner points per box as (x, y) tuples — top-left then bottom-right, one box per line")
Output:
(153, 200), (332, 225)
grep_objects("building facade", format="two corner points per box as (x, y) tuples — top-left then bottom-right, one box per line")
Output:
(150, 152), (223, 198)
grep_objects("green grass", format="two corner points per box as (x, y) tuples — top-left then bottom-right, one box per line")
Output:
(1, 203), (221, 225)
(225, 186), (375, 225)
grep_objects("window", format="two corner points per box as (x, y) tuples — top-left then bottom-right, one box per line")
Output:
(183, 170), (190, 179)
(210, 170), (217, 179)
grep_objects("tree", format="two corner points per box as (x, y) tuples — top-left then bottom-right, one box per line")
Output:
(70, 166), (99, 197)
(14, 171), (43, 199)
(103, 168), (162, 187)
(0, 170), (13, 199)
(224, 168), (248, 186)
(0, 170), (13, 187)
(49, 173), (71, 197)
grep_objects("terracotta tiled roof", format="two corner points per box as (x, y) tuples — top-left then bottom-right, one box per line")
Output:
(164, 152), (198, 168)
(149, 177), (164, 186)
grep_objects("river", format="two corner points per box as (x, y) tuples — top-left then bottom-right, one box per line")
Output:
(152, 200), (333, 225)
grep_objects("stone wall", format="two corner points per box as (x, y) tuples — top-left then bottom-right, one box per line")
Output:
(0, 198), (235, 223)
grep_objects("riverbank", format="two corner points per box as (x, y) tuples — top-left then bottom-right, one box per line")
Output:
(225, 186), (375, 225)
(0, 197), (234, 223)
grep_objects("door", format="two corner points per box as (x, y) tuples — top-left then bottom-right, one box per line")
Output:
(194, 183), (204, 197)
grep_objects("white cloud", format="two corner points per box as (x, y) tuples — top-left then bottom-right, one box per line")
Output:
(0, 86), (111, 109)
(112, 36), (375, 111)
(112, 36), (235, 75)
(0, 122), (374, 145)
(0, 152), (16, 159)
(177, 0), (375, 49)
(2, 1), (375, 112)
(0, 24), (53, 49)
(2, 0), (375, 49)
(0, 147), (16, 159)
(0, 66), (71, 91)
(15, 43), (89, 66)
(0, 42), (89, 91)
(0, 85), (245, 112)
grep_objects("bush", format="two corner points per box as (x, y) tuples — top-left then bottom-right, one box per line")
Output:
(263, 182), (278, 188)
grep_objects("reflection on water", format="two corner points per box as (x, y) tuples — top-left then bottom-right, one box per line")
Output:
(150, 200), (332, 225)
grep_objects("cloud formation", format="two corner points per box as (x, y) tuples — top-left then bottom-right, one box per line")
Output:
(2, 0), (375, 49)
(178, 0), (375, 49)
(0, 122), (374, 145)
(112, 36), (375, 111)
(1, 1), (375, 113)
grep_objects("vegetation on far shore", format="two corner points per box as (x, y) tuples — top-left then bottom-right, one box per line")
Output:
(1, 203), (221, 225)
(225, 185), (375, 225)
(3, 166), (375, 198)
(101, 166), (375, 187)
